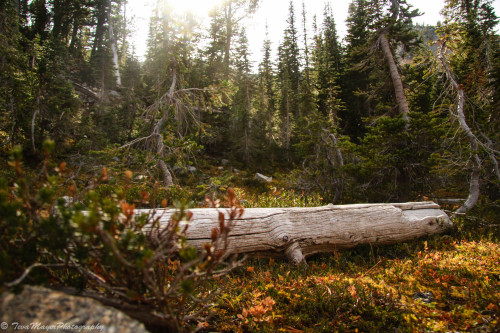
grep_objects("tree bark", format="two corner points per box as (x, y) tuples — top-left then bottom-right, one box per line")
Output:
(378, 32), (410, 124)
(158, 159), (173, 187)
(438, 44), (482, 214)
(223, 1), (233, 78)
(328, 132), (344, 204)
(107, 7), (121, 86)
(142, 202), (452, 264)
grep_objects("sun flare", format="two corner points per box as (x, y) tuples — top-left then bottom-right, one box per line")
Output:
(169, 0), (221, 16)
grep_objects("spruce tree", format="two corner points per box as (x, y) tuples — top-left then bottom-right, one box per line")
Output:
(231, 28), (255, 162)
(254, 25), (278, 160)
(277, 0), (301, 152)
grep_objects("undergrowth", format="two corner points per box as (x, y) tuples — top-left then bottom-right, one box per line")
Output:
(1, 146), (499, 332)
(207, 230), (499, 332)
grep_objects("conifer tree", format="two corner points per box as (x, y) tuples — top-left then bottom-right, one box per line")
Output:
(343, 0), (420, 132)
(254, 25), (278, 160)
(277, 0), (301, 152)
(206, 0), (260, 79)
(298, 1), (315, 125)
(231, 28), (255, 162)
(341, 0), (372, 139)
(314, 3), (343, 123)
(296, 3), (345, 203)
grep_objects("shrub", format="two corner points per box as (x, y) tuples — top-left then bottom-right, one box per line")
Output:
(0, 142), (244, 332)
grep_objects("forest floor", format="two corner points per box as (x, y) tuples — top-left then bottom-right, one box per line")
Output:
(175, 161), (500, 332)
(2, 153), (499, 332)
(205, 232), (499, 332)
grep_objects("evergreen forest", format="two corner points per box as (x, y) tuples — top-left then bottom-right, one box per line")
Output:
(0, 0), (499, 332)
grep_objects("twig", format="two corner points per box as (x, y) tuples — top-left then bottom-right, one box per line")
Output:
(360, 259), (382, 278)
(5, 263), (69, 288)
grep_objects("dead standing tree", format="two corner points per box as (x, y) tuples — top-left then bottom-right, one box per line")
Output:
(120, 71), (204, 187)
(376, 0), (412, 126)
(437, 41), (500, 214)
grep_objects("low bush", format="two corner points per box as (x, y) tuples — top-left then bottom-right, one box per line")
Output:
(0, 141), (244, 332)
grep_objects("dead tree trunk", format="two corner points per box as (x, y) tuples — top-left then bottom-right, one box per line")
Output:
(438, 43), (482, 214)
(142, 202), (452, 264)
(379, 32), (410, 124)
(107, 8), (121, 86)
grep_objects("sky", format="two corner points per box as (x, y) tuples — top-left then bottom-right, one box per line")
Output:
(127, 0), (499, 64)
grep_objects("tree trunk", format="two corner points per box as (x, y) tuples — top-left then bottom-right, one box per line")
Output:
(158, 159), (173, 187)
(107, 7), (121, 86)
(378, 32), (410, 124)
(91, 0), (107, 59)
(438, 44), (482, 214)
(142, 202), (452, 264)
(328, 133), (344, 204)
(223, 1), (233, 78)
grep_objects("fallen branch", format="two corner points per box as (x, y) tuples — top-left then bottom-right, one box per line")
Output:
(72, 82), (100, 100)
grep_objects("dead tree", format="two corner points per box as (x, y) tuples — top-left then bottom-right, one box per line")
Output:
(438, 42), (500, 214)
(142, 201), (452, 265)
(377, 0), (411, 125)
(120, 71), (206, 187)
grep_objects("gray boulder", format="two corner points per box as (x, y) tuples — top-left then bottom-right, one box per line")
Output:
(1, 285), (149, 333)
(172, 165), (184, 174)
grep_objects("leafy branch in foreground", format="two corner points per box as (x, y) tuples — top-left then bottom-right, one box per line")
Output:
(0, 141), (245, 332)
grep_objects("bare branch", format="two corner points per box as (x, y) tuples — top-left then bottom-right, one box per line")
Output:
(31, 109), (39, 152)
(5, 263), (69, 288)
(97, 228), (135, 268)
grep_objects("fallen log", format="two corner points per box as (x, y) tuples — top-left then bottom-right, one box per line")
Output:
(141, 202), (452, 264)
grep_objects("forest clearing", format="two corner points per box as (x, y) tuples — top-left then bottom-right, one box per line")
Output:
(0, 0), (499, 332)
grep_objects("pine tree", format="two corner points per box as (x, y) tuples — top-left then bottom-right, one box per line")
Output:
(295, 3), (345, 203)
(298, 1), (315, 124)
(206, 0), (260, 80)
(231, 28), (255, 162)
(277, 0), (301, 152)
(313, 3), (343, 123)
(0, 0), (30, 149)
(134, 1), (204, 186)
(254, 24), (278, 160)
(343, 0), (420, 131)
(341, 0), (373, 140)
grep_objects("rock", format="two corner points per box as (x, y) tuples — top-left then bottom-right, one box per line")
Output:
(413, 291), (435, 303)
(217, 166), (224, 171)
(255, 173), (272, 183)
(233, 168), (240, 174)
(1, 285), (149, 333)
(221, 159), (230, 166)
(108, 90), (121, 99)
(187, 166), (196, 173)
(172, 165), (184, 175)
